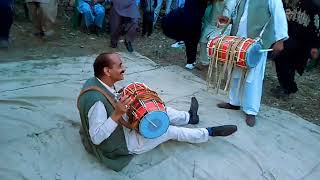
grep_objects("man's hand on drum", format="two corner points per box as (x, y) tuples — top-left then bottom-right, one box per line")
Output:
(111, 95), (133, 122)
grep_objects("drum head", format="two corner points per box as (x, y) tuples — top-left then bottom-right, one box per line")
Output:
(246, 42), (263, 68)
(139, 111), (170, 139)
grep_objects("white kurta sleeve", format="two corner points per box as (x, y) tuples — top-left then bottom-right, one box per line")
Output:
(88, 101), (118, 145)
(269, 0), (289, 41)
(223, 0), (238, 17)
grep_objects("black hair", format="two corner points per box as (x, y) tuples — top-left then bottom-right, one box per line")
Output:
(93, 52), (117, 78)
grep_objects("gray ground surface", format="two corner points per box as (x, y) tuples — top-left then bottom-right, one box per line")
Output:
(1, 53), (320, 180)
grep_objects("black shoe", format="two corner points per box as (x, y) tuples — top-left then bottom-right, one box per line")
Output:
(207, 125), (237, 137)
(89, 25), (96, 34)
(33, 31), (45, 38)
(95, 27), (103, 37)
(124, 40), (134, 52)
(188, 97), (199, 124)
(271, 86), (290, 99)
(245, 114), (256, 127)
(110, 42), (117, 48)
(217, 102), (240, 110)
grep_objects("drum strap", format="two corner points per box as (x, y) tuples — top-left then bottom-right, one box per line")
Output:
(77, 86), (133, 130)
(223, 38), (244, 91)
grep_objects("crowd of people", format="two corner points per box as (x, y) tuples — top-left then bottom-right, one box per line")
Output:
(1, 1), (319, 96)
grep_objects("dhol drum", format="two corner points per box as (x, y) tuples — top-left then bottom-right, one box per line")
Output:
(121, 82), (170, 139)
(207, 36), (263, 68)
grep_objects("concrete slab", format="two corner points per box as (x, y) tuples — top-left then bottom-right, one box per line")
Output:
(0, 53), (319, 180)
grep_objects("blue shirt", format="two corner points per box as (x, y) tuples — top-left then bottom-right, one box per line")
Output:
(0, 0), (13, 7)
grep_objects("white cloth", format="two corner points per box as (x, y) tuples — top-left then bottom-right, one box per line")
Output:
(88, 78), (209, 154)
(223, 0), (238, 17)
(229, 0), (288, 115)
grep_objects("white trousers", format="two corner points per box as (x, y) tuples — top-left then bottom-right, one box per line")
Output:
(125, 107), (209, 154)
(153, 0), (173, 26)
(229, 53), (267, 115)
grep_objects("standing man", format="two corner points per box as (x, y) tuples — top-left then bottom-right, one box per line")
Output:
(109, 0), (140, 52)
(26, 0), (58, 38)
(197, 0), (233, 70)
(153, 0), (173, 27)
(141, 0), (157, 37)
(77, 53), (237, 171)
(271, 0), (320, 97)
(0, 0), (13, 49)
(217, 0), (288, 127)
(77, 0), (106, 35)
(162, 0), (208, 70)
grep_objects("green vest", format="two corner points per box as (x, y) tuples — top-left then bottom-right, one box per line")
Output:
(78, 77), (133, 171)
(230, 0), (276, 49)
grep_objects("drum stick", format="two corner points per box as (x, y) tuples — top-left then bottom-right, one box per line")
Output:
(145, 116), (158, 128)
(259, 49), (273, 52)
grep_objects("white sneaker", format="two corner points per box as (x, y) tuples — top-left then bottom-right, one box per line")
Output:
(44, 30), (55, 37)
(171, 41), (185, 48)
(185, 63), (195, 70)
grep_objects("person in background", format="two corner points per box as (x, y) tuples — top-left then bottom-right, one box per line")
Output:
(170, 0), (185, 48)
(153, 0), (173, 27)
(26, 0), (58, 38)
(216, 0), (288, 127)
(306, 48), (319, 72)
(109, 0), (140, 52)
(77, 0), (106, 35)
(141, 0), (157, 37)
(196, 0), (234, 70)
(162, 0), (209, 70)
(271, 0), (320, 97)
(0, 0), (13, 49)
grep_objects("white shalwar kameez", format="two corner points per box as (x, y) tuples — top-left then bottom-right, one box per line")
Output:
(228, 0), (288, 115)
(88, 78), (209, 154)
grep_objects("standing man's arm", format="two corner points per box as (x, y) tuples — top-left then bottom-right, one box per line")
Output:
(269, 0), (289, 55)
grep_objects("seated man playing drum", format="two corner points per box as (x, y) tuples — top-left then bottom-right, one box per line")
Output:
(77, 52), (237, 171)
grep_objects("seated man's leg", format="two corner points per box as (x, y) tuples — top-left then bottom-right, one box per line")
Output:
(166, 107), (189, 126)
(166, 97), (199, 126)
(128, 126), (209, 154)
(78, 3), (94, 28)
(93, 4), (105, 29)
(129, 124), (237, 154)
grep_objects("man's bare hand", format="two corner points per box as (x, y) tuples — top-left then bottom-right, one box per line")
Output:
(217, 16), (230, 27)
(272, 40), (284, 56)
(111, 95), (133, 121)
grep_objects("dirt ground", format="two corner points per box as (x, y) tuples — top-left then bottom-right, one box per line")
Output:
(1, 5), (319, 125)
